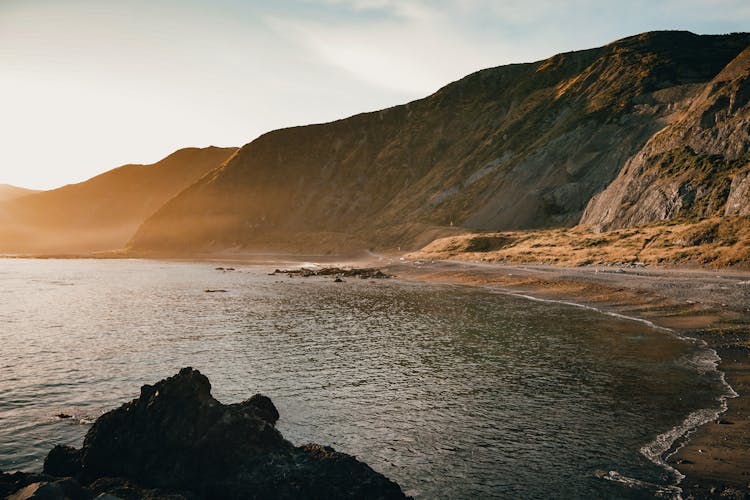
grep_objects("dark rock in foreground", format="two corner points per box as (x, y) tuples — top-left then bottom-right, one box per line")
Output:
(1, 368), (408, 499)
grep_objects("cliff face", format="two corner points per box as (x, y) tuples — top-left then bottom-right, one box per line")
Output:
(130, 32), (750, 254)
(0, 147), (236, 254)
(581, 46), (750, 230)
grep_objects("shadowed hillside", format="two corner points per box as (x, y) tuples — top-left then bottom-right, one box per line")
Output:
(129, 31), (750, 255)
(0, 147), (236, 254)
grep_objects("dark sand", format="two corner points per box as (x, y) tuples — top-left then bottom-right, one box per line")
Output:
(383, 259), (750, 499)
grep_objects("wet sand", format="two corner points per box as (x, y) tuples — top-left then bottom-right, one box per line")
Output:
(383, 259), (750, 498)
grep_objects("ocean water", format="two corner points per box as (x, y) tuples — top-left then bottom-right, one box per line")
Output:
(0, 259), (731, 498)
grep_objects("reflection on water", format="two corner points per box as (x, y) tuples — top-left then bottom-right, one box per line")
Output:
(0, 259), (725, 498)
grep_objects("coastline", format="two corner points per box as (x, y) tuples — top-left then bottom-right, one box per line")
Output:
(3, 254), (748, 497)
(383, 259), (750, 498)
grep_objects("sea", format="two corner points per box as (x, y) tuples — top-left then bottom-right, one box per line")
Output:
(0, 259), (734, 498)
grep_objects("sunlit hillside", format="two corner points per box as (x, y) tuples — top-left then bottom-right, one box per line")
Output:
(0, 147), (236, 254)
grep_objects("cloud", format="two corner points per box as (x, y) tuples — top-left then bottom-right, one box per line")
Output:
(266, 2), (512, 95)
(269, 0), (750, 96)
(3, 0), (750, 188)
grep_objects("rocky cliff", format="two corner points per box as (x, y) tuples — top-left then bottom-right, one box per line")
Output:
(581, 46), (750, 230)
(0, 147), (236, 254)
(129, 32), (750, 255)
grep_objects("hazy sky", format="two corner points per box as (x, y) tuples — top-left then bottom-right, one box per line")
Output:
(2, 0), (749, 190)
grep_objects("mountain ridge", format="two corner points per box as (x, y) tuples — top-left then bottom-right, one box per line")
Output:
(128, 31), (750, 255)
(0, 146), (237, 254)
(0, 184), (39, 203)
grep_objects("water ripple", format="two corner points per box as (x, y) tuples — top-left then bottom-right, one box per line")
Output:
(0, 259), (725, 499)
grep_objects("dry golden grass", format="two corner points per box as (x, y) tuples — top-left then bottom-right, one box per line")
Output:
(407, 216), (750, 269)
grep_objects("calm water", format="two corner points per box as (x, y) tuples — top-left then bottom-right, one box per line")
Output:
(0, 259), (729, 498)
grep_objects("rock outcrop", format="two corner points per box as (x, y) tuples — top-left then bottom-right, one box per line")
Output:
(127, 32), (750, 255)
(271, 267), (391, 279)
(581, 46), (750, 230)
(1, 368), (408, 500)
(726, 169), (750, 216)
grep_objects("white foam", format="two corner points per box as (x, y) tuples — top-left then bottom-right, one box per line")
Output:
(487, 287), (738, 499)
(596, 470), (682, 498)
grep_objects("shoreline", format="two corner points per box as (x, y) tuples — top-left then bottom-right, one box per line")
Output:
(3, 254), (748, 496)
(384, 259), (750, 498)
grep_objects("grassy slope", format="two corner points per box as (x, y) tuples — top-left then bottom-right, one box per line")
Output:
(408, 216), (750, 269)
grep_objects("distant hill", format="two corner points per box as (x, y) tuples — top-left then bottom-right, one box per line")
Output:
(128, 31), (750, 255)
(0, 146), (236, 254)
(0, 184), (39, 203)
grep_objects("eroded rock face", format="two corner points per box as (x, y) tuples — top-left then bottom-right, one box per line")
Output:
(582, 46), (750, 231)
(7, 368), (408, 500)
(726, 168), (750, 216)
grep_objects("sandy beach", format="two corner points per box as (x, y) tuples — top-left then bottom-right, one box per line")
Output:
(383, 258), (750, 498)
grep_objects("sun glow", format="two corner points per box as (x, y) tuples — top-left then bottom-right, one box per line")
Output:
(1, 0), (749, 189)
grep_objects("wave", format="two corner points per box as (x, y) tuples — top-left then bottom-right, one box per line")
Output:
(595, 469), (682, 498)
(487, 287), (738, 499)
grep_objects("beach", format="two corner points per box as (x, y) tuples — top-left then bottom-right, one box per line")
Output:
(386, 258), (750, 497)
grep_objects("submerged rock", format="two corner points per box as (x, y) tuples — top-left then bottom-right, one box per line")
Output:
(15, 368), (407, 500)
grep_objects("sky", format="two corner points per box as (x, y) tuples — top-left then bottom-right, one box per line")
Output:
(2, 0), (750, 190)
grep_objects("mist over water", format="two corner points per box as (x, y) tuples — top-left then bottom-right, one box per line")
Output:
(0, 259), (727, 498)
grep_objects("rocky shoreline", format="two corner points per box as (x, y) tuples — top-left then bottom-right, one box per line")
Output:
(0, 368), (408, 500)
(386, 258), (750, 499)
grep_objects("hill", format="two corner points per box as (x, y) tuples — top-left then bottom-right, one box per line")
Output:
(0, 184), (39, 203)
(0, 147), (237, 254)
(128, 31), (750, 256)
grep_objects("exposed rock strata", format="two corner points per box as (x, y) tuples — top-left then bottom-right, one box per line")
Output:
(725, 168), (750, 216)
(582, 46), (750, 230)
